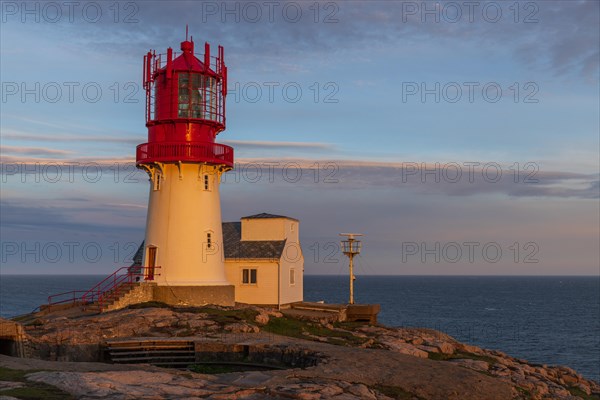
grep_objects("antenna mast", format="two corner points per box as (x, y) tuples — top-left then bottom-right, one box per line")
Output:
(339, 233), (363, 304)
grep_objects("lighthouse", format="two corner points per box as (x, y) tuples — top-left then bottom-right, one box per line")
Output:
(136, 33), (235, 305)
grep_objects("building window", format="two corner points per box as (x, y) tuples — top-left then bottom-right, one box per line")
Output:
(206, 232), (212, 249)
(178, 73), (217, 120)
(203, 174), (210, 190)
(290, 269), (296, 285)
(242, 268), (257, 284)
(153, 173), (162, 191)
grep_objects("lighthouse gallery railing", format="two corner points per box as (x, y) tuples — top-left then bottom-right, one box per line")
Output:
(136, 141), (234, 167)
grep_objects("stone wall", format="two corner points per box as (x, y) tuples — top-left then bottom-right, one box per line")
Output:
(0, 318), (26, 357)
(193, 342), (321, 369)
(103, 283), (235, 312)
(104, 283), (155, 312)
(152, 285), (235, 307)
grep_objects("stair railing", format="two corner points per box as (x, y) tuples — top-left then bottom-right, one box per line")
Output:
(47, 266), (160, 310)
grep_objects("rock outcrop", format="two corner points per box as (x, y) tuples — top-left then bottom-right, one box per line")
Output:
(0, 305), (598, 400)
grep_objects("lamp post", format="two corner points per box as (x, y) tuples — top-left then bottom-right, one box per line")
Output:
(339, 233), (363, 304)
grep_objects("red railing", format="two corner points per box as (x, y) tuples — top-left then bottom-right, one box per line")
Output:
(47, 266), (160, 311)
(45, 290), (90, 307)
(136, 141), (234, 167)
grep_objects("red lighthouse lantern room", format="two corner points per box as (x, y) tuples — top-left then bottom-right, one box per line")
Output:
(135, 32), (235, 294)
(136, 34), (233, 167)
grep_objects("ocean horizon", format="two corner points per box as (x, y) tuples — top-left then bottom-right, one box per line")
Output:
(1, 274), (598, 382)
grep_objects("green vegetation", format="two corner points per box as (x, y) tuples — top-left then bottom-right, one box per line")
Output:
(0, 367), (74, 400)
(334, 321), (370, 330)
(127, 303), (259, 325)
(12, 314), (33, 322)
(128, 301), (171, 309)
(427, 351), (498, 365)
(0, 366), (30, 381)
(262, 316), (366, 346)
(514, 386), (532, 400)
(188, 362), (281, 374)
(194, 307), (259, 325)
(567, 386), (600, 400)
(372, 384), (425, 399)
(188, 363), (246, 374)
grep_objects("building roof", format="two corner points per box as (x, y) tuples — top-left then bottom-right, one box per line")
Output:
(241, 212), (298, 221)
(222, 222), (286, 260)
(131, 221), (286, 266)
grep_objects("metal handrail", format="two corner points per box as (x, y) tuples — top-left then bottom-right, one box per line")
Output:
(80, 267), (129, 303)
(47, 266), (161, 309)
(96, 266), (161, 311)
(47, 290), (90, 306)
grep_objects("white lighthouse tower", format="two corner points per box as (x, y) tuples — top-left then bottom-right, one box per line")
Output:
(136, 33), (235, 305)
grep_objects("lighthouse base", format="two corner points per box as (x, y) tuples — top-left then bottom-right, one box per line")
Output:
(152, 285), (235, 307)
(100, 283), (235, 313)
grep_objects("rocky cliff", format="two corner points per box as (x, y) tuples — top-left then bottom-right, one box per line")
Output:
(0, 304), (598, 400)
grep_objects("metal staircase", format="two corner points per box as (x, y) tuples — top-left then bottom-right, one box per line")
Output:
(46, 266), (160, 313)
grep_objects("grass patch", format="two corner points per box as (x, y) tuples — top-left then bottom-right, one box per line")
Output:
(126, 303), (259, 325)
(262, 316), (366, 346)
(128, 301), (171, 309)
(193, 307), (259, 325)
(567, 386), (600, 400)
(0, 366), (29, 381)
(188, 363), (245, 374)
(372, 384), (425, 399)
(427, 351), (498, 365)
(514, 386), (532, 399)
(12, 314), (34, 322)
(0, 367), (74, 400)
(1, 385), (75, 400)
(334, 321), (370, 330)
(261, 315), (306, 338)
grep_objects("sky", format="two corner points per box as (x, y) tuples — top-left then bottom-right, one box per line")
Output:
(1, 0), (599, 276)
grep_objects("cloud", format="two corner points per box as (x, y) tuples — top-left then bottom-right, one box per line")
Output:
(224, 158), (600, 200)
(0, 145), (73, 157)
(2, 132), (141, 145)
(21, 1), (596, 80)
(221, 140), (334, 151)
(0, 155), (135, 166)
(2, 156), (597, 199)
(0, 200), (145, 233)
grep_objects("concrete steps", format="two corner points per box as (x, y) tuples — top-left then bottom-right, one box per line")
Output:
(105, 340), (195, 367)
(84, 282), (140, 312)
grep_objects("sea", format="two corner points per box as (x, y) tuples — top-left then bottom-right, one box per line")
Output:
(0, 275), (598, 382)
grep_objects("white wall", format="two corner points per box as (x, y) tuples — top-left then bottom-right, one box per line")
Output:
(225, 260), (279, 305)
(142, 163), (230, 286)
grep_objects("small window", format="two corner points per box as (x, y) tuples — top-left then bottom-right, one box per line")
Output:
(204, 174), (210, 190)
(206, 232), (212, 249)
(290, 223), (295, 232)
(242, 268), (257, 284)
(290, 269), (296, 285)
(153, 173), (162, 191)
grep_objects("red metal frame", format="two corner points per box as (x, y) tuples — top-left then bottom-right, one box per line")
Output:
(138, 35), (232, 168)
(143, 46), (227, 126)
(47, 266), (160, 312)
(136, 142), (233, 167)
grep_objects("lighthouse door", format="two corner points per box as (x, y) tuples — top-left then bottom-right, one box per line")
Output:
(146, 246), (157, 281)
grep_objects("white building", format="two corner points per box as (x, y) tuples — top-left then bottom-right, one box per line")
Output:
(133, 213), (304, 308)
(224, 213), (304, 307)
